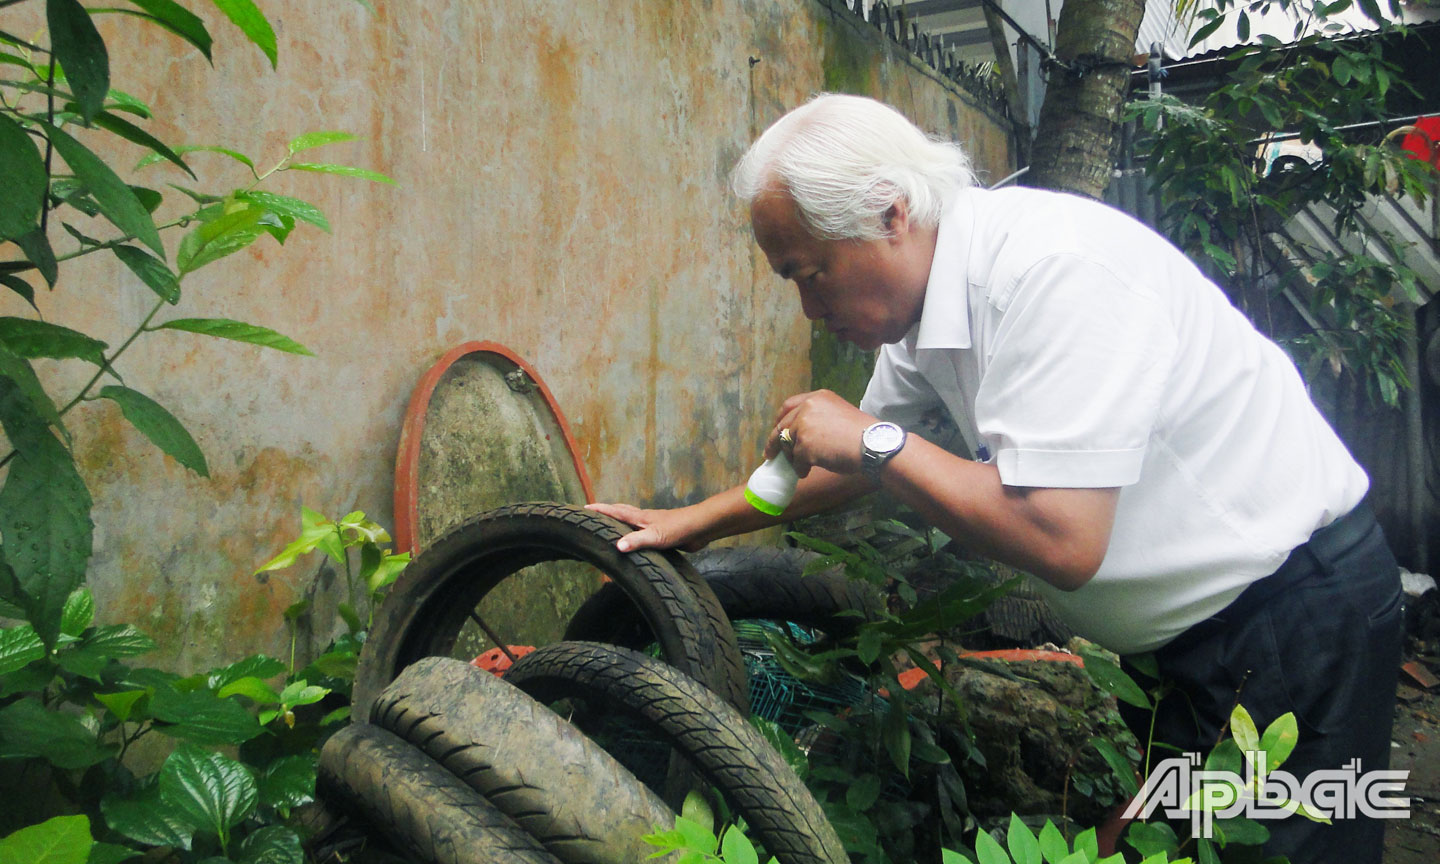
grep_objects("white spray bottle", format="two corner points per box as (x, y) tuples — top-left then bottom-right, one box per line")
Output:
(744, 451), (798, 516)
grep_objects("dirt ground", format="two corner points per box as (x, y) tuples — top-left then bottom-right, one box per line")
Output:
(1384, 593), (1440, 863)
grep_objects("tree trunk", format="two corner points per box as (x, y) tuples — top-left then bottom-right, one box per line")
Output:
(1026, 0), (1145, 199)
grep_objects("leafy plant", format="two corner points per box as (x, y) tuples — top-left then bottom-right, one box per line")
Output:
(1076, 653), (1318, 864)
(0, 0), (391, 656)
(644, 791), (780, 864)
(763, 522), (1020, 863)
(955, 813), (1188, 864)
(0, 2), (393, 862)
(0, 503), (406, 862)
(1128, 0), (1436, 408)
(258, 506), (410, 655)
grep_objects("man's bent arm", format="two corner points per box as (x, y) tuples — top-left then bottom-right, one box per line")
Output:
(879, 433), (1118, 590)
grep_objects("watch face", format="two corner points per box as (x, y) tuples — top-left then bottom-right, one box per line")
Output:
(864, 422), (905, 453)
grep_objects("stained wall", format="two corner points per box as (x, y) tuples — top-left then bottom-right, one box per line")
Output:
(16, 0), (1011, 670)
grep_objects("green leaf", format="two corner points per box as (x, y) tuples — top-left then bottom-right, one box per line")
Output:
(1215, 817), (1268, 847)
(48, 0), (110, 123)
(0, 275), (37, 311)
(719, 825), (759, 864)
(62, 222), (103, 249)
(287, 131), (361, 154)
(671, 815), (717, 856)
(0, 815), (92, 864)
(13, 229), (58, 287)
(98, 385), (209, 476)
(0, 698), (115, 769)
(87, 842), (142, 864)
(0, 659), (54, 699)
(176, 205), (266, 274)
(123, 0), (212, 60)
(1189, 12), (1226, 48)
(237, 826), (302, 864)
(236, 191), (329, 232)
(856, 626), (884, 664)
(56, 642), (110, 680)
(0, 380), (93, 647)
(45, 123), (164, 256)
(257, 755), (316, 811)
(1037, 821), (1068, 864)
(1007, 814), (1040, 864)
(207, 654), (285, 690)
(1197, 837), (1220, 864)
(1078, 649), (1151, 710)
(217, 675), (281, 703)
(0, 623), (45, 676)
(209, 0), (277, 67)
(101, 87), (152, 119)
(82, 624), (157, 658)
(150, 686), (265, 745)
(1230, 703), (1260, 757)
(0, 346), (61, 433)
(680, 790), (714, 835)
(102, 784), (193, 849)
(1356, 0), (1384, 23)
(1089, 736), (1139, 797)
(1126, 652), (1159, 681)
(112, 245), (180, 304)
(159, 743), (259, 838)
(157, 318), (313, 356)
(1072, 828), (1097, 862)
(0, 318), (108, 366)
(288, 162), (395, 184)
(129, 182), (163, 212)
(846, 773), (882, 811)
(882, 697), (911, 778)
(975, 829), (1012, 864)
(911, 736), (951, 764)
(1258, 712), (1299, 771)
(60, 586), (94, 636)
(336, 602), (362, 634)
(0, 115), (47, 242)
(167, 184), (223, 205)
(94, 689), (148, 723)
(1205, 738), (1243, 776)
(138, 144), (254, 172)
(279, 679), (329, 708)
(92, 110), (195, 179)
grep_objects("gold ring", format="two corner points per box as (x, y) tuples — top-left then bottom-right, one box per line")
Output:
(778, 427), (795, 449)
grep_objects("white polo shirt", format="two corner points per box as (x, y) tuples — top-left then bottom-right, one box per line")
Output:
(859, 186), (1368, 654)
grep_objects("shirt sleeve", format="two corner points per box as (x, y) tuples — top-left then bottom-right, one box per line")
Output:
(860, 342), (943, 428)
(977, 253), (1178, 489)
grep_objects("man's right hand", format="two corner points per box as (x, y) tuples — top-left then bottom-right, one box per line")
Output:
(584, 502), (711, 553)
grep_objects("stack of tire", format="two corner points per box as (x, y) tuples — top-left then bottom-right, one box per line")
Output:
(316, 503), (854, 864)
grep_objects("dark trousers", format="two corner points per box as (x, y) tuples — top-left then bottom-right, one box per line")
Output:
(1120, 504), (1404, 864)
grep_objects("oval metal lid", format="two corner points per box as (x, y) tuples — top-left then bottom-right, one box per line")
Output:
(394, 342), (594, 554)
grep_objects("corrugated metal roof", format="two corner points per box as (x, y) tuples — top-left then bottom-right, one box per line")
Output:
(892, 0), (1440, 67)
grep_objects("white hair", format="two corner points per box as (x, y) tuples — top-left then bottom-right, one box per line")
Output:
(732, 93), (976, 241)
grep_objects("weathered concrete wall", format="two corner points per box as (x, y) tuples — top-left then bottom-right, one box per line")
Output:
(11, 0), (1010, 670)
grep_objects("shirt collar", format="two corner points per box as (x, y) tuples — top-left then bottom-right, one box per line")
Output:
(913, 187), (978, 351)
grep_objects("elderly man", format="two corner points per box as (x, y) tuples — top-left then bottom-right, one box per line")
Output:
(589, 94), (1401, 863)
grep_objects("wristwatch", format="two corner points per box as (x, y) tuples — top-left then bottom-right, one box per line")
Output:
(861, 421), (907, 481)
